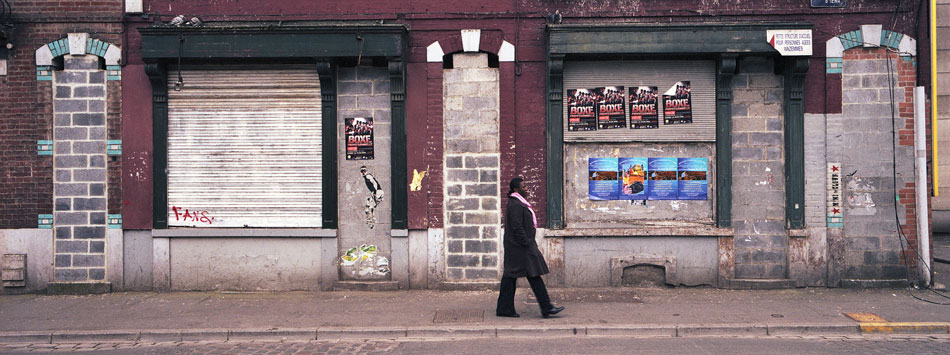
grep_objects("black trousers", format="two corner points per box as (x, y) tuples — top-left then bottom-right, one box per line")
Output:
(496, 276), (553, 315)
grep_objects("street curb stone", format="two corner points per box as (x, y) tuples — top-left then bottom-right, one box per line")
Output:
(318, 327), (408, 340)
(406, 326), (495, 338)
(228, 329), (317, 341)
(586, 325), (677, 337)
(3, 323), (950, 344)
(676, 325), (768, 337)
(180, 329), (229, 342)
(0, 332), (51, 343)
(138, 330), (182, 342)
(767, 324), (860, 335)
(51, 330), (138, 343)
(496, 326), (582, 337)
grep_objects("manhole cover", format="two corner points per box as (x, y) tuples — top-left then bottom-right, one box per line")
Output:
(433, 309), (485, 323)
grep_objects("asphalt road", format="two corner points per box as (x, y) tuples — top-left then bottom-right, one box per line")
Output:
(3, 335), (949, 354)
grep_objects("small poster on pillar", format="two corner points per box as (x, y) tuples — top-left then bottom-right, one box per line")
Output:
(345, 117), (374, 160)
(663, 81), (693, 125)
(567, 89), (598, 131)
(594, 86), (626, 129)
(629, 86), (659, 129)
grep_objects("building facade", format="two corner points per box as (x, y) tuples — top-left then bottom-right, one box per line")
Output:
(0, 0), (938, 293)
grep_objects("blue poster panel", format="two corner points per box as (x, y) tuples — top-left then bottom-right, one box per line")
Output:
(588, 158), (620, 200)
(647, 158), (678, 200)
(619, 157), (648, 200)
(677, 158), (708, 200)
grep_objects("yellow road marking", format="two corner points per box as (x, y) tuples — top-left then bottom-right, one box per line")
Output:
(844, 313), (888, 323)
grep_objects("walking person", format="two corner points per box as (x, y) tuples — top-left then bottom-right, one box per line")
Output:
(496, 177), (565, 318)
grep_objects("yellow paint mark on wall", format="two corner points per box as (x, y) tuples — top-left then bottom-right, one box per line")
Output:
(410, 169), (426, 191)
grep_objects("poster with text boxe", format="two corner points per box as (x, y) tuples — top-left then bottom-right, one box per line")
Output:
(647, 158), (678, 200)
(595, 86), (627, 129)
(588, 158), (619, 200)
(619, 157), (648, 200)
(663, 81), (692, 125)
(677, 158), (708, 200)
(629, 86), (659, 129)
(568, 89), (598, 131)
(345, 117), (374, 160)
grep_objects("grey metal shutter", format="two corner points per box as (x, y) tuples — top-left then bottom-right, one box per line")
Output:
(563, 60), (716, 142)
(166, 65), (322, 228)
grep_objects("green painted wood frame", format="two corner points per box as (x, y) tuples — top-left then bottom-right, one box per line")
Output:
(141, 25), (407, 229)
(546, 23), (812, 229)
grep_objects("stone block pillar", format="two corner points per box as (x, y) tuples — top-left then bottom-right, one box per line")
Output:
(52, 55), (109, 282)
(443, 53), (501, 281)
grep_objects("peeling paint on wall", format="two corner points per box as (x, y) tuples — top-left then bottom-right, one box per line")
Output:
(845, 174), (877, 215)
(340, 244), (390, 277)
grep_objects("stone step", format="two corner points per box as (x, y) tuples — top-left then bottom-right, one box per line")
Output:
(332, 281), (399, 291)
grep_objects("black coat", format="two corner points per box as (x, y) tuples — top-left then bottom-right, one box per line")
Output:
(502, 196), (549, 278)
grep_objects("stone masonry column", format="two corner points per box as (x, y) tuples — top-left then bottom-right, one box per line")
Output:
(52, 55), (109, 283)
(443, 53), (501, 281)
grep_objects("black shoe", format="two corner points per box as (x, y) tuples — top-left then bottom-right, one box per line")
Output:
(541, 306), (564, 318)
(496, 312), (520, 318)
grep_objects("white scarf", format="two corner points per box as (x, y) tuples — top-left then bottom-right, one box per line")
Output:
(510, 192), (537, 228)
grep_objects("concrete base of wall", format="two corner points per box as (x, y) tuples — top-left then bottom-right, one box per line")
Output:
(333, 281), (399, 291)
(46, 282), (112, 295)
(728, 278), (797, 290)
(437, 282), (498, 291)
(0, 229), (53, 294)
(839, 279), (912, 288)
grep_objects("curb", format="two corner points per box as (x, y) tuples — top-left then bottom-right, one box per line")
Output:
(1, 323), (947, 344)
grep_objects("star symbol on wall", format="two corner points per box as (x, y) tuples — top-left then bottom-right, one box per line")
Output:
(831, 165), (840, 172)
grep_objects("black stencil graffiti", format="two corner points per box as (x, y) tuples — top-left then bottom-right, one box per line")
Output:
(361, 166), (384, 228)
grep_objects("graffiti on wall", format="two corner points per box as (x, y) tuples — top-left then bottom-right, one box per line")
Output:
(171, 206), (215, 225)
(361, 166), (384, 228)
(340, 244), (390, 277)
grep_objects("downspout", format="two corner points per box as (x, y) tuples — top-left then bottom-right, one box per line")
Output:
(932, 0), (939, 197)
(915, 86), (932, 286)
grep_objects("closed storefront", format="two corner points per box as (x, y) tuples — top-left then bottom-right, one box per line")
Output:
(166, 65), (323, 228)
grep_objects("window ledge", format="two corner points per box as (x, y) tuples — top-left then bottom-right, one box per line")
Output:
(152, 228), (337, 238)
(544, 224), (732, 238)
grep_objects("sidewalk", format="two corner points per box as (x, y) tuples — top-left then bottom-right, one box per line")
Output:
(1, 287), (949, 343)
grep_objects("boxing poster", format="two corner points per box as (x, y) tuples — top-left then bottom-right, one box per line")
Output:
(588, 158), (619, 200)
(629, 86), (659, 129)
(619, 157), (648, 200)
(677, 158), (708, 200)
(647, 158), (678, 200)
(663, 81), (693, 125)
(595, 86), (626, 129)
(567, 89), (598, 131)
(345, 117), (374, 160)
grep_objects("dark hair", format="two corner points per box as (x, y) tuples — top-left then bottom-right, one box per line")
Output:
(508, 177), (523, 195)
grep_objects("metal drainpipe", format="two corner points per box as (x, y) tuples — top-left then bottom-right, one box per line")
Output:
(915, 86), (932, 286)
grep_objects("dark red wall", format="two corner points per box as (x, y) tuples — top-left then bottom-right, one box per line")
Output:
(121, 0), (928, 229)
(0, 1), (122, 228)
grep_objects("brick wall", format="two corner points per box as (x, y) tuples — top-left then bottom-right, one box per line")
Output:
(0, 18), (120, 229)
(834, 48), (917, 279)
(731, 56), (788, 279)
(443, 53), (500, 281)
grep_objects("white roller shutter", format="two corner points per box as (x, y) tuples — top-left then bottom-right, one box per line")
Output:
(563, 60), (716, 142)
(167, 65), (322, 227)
